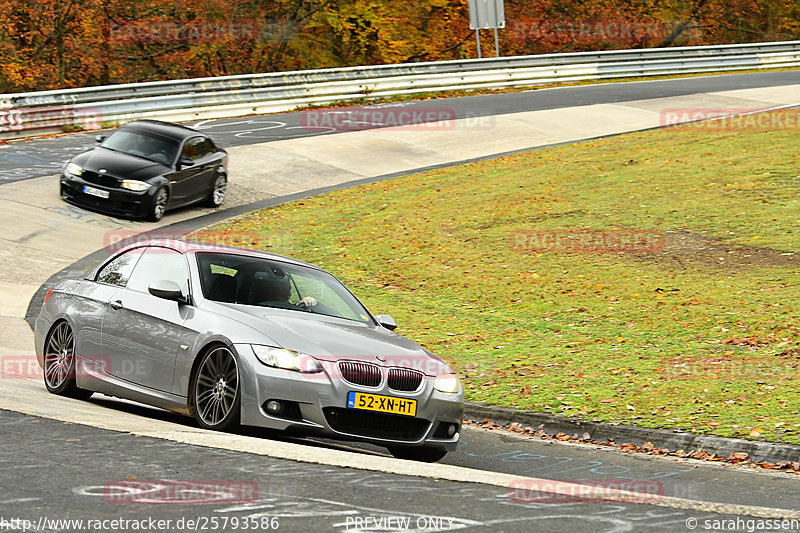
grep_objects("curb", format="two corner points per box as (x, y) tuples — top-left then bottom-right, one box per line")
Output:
(464, 401), (800, 465)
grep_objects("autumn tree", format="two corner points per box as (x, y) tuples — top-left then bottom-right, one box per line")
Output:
(0, 0), (797, 92)
(0, 0), (106, 91)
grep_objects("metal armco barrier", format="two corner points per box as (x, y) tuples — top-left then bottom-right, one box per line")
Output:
(1, 40), (798, 137)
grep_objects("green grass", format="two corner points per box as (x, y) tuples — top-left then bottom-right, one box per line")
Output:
(190, 112), (800, 444)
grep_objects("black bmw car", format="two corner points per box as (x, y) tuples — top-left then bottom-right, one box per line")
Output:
(60, 120), (228, 221)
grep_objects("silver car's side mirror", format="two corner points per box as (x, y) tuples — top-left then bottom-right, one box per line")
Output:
(375, 314), (397, 331)
(148, 280), (185, 302)
(95, 134), (106, 143)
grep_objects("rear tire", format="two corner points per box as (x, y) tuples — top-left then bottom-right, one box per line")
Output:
(205, 175), (227, 208)
(388, 446), (447, 463)
(43, 321), (93, 400)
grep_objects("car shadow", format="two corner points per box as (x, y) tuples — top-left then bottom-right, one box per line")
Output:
(86, 393), (389, 458)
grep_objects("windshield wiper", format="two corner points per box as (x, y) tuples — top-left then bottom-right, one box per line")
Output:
(99, 144), (123, 154)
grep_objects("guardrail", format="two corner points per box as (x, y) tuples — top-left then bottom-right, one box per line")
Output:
(1, 40), (798, 137)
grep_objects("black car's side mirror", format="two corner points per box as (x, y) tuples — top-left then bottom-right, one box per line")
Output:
(375, 314), (397, 331)
(149, 280), (187, 303)
(95, 134), (106, 143)
(177, 156), (194, 169)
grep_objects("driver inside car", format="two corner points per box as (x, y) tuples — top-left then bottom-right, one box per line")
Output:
(249, 267), (317, 310)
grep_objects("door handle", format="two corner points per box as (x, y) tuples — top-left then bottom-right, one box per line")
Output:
(109, 299), (123, 310)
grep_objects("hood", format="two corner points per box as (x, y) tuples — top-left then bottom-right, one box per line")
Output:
(73, 147), (169, 180)
(225, 304), (452, 376)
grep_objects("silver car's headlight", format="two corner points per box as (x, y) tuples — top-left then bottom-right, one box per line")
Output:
(252, 346), (323, 373)
(66, 162), (83, 176)
(121, 179), (151, 192)
(434, 374), (461, 394)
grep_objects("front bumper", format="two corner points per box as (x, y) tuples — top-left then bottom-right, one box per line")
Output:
(235, 345), (464, 451)
(60, 174), (154, 219)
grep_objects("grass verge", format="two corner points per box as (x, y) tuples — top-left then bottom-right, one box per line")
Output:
(190, 110), (800, 444)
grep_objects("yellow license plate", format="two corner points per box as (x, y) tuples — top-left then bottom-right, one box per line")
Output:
(347, 391), (417, 416)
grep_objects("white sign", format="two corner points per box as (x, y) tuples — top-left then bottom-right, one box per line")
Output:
(468, 0), (505, 29)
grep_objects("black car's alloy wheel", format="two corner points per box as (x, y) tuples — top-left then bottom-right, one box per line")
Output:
(205, 175), (227, 207)
(192, 346), (241, 431)
(149, 187), (168, 221)
(43, 321), (93, 400)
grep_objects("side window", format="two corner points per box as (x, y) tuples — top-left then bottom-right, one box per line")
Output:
(181, 136), (207, 161)
(96, 248), (144, 287)
(126, 248), (189, 294)
(199, 138), (216, 157)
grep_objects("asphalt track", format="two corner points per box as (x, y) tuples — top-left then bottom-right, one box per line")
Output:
(2, 70), (799, 183)
(5, 408), (796, 533)
(2, 71), (800, 532)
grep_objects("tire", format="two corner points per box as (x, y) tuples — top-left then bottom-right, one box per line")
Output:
(43, 321), (93, 400)
(191, 345), (241, 431)
(204, 175), (227, 208)
(148, 187), (168, 222)
(388, 446), (447, 463)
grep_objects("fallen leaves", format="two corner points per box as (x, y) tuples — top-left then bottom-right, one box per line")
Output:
(728, 452), (749, 463)
(467, 419), (800, 474)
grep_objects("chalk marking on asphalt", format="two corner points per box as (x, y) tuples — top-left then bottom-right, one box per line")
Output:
(0, 381), (798, 520)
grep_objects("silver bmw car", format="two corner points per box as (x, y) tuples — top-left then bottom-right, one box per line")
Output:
(34, 239), (463, 461)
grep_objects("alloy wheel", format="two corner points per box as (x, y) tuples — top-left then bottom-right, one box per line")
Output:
(194, 346), (239, 428)
(43, 321), (74, 390)
(152, 188), (168, 221)
(211, 176), (227, 206)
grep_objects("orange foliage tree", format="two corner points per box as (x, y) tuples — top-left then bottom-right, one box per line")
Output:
(0, 0), (796, 92)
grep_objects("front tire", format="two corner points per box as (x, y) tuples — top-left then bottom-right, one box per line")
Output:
(205, 175), (227, 208)
(388, 446), (447, 463)
(148, 187), (168, 221)
(191, 346), (241, 431)
(43, 321), (93, 400)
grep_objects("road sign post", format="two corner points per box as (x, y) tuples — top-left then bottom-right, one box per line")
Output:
(468, 0), (505, 58)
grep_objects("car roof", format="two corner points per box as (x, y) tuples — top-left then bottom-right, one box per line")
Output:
(120, 120), (204, 141)
(110, 239), (320, 270)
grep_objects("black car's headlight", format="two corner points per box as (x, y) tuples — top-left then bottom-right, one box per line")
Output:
(434, 374), (461, 394)
(66, 162), (83, 176)
(252, 346), (323, 373)
(121, 179), (151, 192)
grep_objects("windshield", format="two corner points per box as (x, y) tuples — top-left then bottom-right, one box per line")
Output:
(101, 129), (179, 165)
(196, 252), (372, 324)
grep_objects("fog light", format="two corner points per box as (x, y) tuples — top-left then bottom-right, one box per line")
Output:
(266, 400), (282, 414)
(447, 424), (457, 437)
